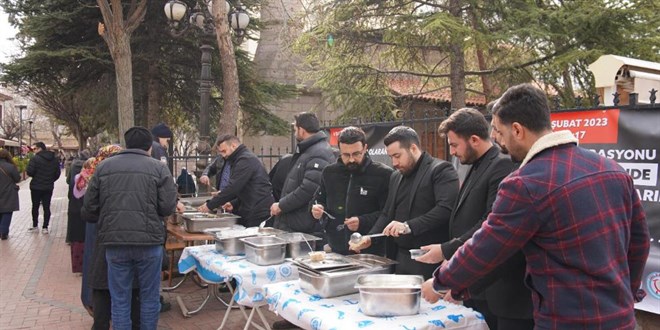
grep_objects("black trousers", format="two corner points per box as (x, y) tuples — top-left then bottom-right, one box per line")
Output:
(92, 289), (140, 330)
(497, 317), (535, 330)
(31, 189), (53, 228)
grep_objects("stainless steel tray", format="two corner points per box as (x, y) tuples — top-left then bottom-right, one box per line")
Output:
(355, 274), (423, 317)
(276, 233), (322, 258)
(182, 213), (241, 233)
(297, 261), (394, 298)
(292, 253), (359, 271)
(241, 236), (287, 265)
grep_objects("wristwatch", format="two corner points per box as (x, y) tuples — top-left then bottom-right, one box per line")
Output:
(402, 222), (411, 234)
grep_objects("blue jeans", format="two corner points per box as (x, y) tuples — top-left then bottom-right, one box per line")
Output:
(0, 212), (12, 235)
(106, 245), (162, 330)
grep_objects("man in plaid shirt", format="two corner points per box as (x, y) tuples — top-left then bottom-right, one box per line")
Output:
(421, 84), (650, 329)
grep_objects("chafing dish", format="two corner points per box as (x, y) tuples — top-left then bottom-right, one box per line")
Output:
(294, 254), (397, 298)
(256, 227), (285, 235)
(181, 212), (241, 233)
(276, 232), (322, 258)
(241, 236), (288, 266)
(355, 274), (423, 317)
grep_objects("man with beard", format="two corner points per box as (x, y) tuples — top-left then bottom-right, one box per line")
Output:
(198, 135), (274, 228)
(350, 126), (459, 278)
(416, 108), (533, 330)
(422, 84), (650, 330)
(311, 127), (393, 255)
(271, 112), (336, 234)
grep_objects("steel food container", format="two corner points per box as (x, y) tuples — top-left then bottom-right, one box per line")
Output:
(355, 274), (424, 317)
(276, 232), (321, 258)
(294, 254), (397, 298)
(213, 227), (260, 255)
(179, 196), (212, 207)
(256, 227), (286, 236)
(182, 213), (241, 233)
(241, 236), (288, 266)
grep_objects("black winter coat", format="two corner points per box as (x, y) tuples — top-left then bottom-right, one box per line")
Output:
(274, 133), (335, 233)
(206, 145), (274, 227)
(26, 150), (61, 191)
(66, 159), (86, 242)
(0, 159), (20, 213)
(82, 149), (177, 246)
(370, 152), (459, 278)
(269, 154), (293, 201)
(314, 155), (393, 254)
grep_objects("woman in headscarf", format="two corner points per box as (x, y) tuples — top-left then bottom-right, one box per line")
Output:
(66, 149), (91, 270)
(79, 145), (140, 329)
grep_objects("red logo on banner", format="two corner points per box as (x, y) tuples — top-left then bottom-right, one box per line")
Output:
(328, 128), (342, 146)
(550, 109), (620, 144)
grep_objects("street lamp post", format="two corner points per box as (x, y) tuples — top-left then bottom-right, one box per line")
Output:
(17, 105), (27, 158)
(164, 0), (249, 191)
(28, 120), (34, 146)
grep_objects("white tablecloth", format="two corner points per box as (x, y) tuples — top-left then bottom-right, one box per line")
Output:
(178, 244), (299, 307)
(264, 280), (488, 330)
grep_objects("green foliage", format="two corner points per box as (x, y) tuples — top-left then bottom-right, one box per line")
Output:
(294, 0), (660, 113)
(12, 156), (28, 173)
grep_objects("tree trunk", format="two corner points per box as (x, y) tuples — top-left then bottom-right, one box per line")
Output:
(449, 0), (466, 111)
(468, 7), (492, 102)
(97, 0), (147, 145)
(147, 61), (161, 128)
(111, 35), (135, 144)
(212, 0), (240, 136)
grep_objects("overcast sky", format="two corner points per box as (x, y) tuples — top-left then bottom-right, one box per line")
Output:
(1, 8), (20, 64)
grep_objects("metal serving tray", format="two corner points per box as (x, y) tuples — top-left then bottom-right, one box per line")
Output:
(296, 254), (397, 298)
(241, 236), (288, 266)
(213, 227), (260, 255)
(355, 274), (424, 317)
(179, 195), (212, 207)
(291, 253), (359, 271)
(276, 233), (322, 258)
(182, 212), (241, 233)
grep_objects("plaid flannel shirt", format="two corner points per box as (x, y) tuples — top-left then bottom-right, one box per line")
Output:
(433, 131), (650, 330)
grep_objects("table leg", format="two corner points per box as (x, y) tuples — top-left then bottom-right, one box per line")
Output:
(255, 306), (272, 330)
(176, 283), (216, 317)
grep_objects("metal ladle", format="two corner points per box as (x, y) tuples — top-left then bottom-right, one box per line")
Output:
(258, 215), (273, 229)
(349, 232), (386, 244)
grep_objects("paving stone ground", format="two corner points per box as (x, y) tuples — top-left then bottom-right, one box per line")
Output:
(0, 174), (282, 330)
(1, 173), (658, 330)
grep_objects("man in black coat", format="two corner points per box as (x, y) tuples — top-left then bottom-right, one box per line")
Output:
(311, 127), (393, 255)
(26, 141), (61, 234)
(271, 112), (335, 234)
(417, 108), (533, 330)
(198, 135), (274, 227)
(350, 126), (459, 278)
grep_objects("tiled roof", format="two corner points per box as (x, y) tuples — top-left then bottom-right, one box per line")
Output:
(388, 78), (487, 106)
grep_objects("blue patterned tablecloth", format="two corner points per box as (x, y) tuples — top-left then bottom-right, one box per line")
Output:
(178, 245), (299, 307)
(264, 280), (488, 330)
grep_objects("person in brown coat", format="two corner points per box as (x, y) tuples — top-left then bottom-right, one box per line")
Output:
(0, 149), (21, 240)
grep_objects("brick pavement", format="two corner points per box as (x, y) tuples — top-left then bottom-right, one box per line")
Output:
(0, 174), (282, 330)
(1, 174), (658, 330)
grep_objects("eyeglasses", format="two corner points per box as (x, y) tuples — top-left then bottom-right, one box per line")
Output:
(340, 151), (363, 159)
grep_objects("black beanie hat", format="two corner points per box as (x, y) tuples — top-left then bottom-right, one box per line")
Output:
(151, 123), (173, 139)
(125, 126), (153, 151)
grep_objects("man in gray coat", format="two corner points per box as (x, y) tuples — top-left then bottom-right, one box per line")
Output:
(83, 127), (177, 330)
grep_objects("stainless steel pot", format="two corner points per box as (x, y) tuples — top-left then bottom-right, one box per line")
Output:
(182, 213), (241, 233)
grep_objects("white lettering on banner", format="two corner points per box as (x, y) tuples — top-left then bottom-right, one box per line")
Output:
(590, 149), (657, 161)
(368, 148), (387, 156)
(551, 118), (611, 129)
(636, 189), (660, 202)
(619, 163), (658, 187)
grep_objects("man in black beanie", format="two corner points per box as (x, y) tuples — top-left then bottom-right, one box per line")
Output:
(151, 123), (172, 162)
(83, 126), (177, 329)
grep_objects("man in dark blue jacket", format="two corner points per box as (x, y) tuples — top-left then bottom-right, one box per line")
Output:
(198, 135), (274, 227)
(311, 127), (392, 254)
(26, 141), (61, 234)
(83, 126), (177, 330)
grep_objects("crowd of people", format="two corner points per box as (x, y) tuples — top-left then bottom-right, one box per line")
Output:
(0, 83), (650, 330)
